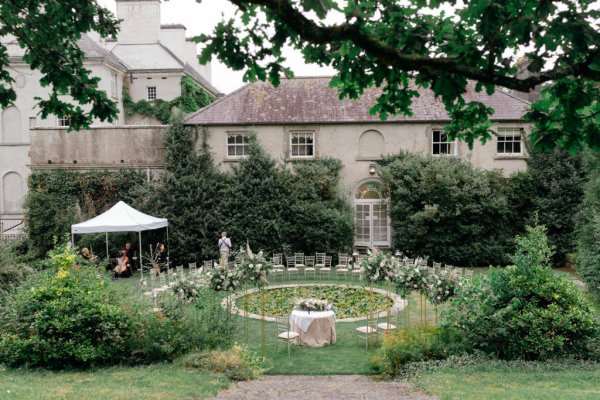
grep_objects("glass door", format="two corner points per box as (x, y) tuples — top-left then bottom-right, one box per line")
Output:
(354, 202), (390, 247)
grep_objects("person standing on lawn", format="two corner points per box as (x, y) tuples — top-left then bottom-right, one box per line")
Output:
(218, 231), (232, 267)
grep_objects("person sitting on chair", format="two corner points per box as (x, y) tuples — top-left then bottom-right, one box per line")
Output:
(113, 250), (133, 278)
(124, 242), (136, 271)
(81, 247), (97, 260)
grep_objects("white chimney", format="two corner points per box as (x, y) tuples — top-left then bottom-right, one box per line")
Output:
(116, 0), (160, 44)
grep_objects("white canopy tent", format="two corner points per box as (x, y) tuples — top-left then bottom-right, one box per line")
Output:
(71, 201), (169, 278)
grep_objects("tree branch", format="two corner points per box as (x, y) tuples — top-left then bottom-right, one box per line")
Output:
(228, 0), (600, 91)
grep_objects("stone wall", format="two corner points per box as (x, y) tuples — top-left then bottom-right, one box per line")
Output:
(30, 125), (167, 171)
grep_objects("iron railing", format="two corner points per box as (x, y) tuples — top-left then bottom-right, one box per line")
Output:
(0, 218), (26, 243)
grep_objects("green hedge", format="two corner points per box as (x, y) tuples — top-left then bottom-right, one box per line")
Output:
(575, 154), (600, 301)
(379, 152), (512, 266)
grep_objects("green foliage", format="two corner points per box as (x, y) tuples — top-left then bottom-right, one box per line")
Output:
(123, 77), (214, 124)
(199, 0), (600, 151)
(379, 152), (511, 266)
(155, 122), (229, 263)
(511, 223), (555, 269)
(0, 1), (119, 129)
(130, 290), (237, 364)
(0, 241), (237, 369)
(0, 244), (33, 298)
(442, 225), (600, 361)
(371, 324), (466, 377)
(576, 154), (600, 301)
(524, 148), (591, 265)
(23, 169), (149, 258)
(180, 344), (265, 381)
(224, 136), (354, 255)
(0, 243), (136, 369)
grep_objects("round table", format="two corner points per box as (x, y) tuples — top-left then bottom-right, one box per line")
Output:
(289, 310), (336, 347)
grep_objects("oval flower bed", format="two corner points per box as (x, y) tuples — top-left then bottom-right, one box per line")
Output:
(236, 285), (394, 319)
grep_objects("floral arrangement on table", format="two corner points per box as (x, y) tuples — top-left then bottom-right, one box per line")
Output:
(171, 272), (210, 302)
(425, 268), (456, 305)
(360, 248), (395, 283)
(236, 243), (273, 288)
(294, 298), (333, 313)
(393, 261), (430, 297)
(208, 266), (240, 292)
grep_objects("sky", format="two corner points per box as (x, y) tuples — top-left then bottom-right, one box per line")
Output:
(97, 0), (335, 94)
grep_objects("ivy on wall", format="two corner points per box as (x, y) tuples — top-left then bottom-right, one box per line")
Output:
(123, 76), (215, 124)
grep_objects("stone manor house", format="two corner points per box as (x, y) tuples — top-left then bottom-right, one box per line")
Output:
(0, 0), (534, 248)
(0, 0), (219, 236)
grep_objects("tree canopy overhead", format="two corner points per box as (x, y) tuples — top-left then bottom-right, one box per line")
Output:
(197, 0), (600, 152)
(0, 0), (119, 130)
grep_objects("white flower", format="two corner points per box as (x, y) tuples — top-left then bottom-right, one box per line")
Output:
(413, 284), (418, 288)
(217, 285), (221, 289)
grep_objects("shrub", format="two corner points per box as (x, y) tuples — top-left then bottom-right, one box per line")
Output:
(0, 243), (136, 369)
(379, 151), (512, 266)
(0, 241), (237, 369)
(0, 244), (33, 297)
(180, 344), (264, 381)
(442, 224), (600, 360)
(371, 324), (466, 377)
(575, 154), (600, 301)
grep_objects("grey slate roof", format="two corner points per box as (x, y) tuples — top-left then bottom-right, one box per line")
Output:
(77, 35), (128, 71)
(184, 76), (530, 125)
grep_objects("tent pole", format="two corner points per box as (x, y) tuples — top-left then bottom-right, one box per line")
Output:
(71, 233), (75, 248)
(166, 225), (170, 266)
(139, 231), (143, 282)
(105, 232), (109, 260)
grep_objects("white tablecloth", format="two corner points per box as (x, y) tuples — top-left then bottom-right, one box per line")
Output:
(289, 310), (336, 332)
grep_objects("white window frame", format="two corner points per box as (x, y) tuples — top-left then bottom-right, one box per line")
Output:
(110, 73), (118, 99)
(496, 128), (523, 155)
(147, 86), (157, 100)
(226, 131), (251, 159)
(289, 131), (315, 159)
(57, 116), (70, 127)
(431, 129), (457, 156)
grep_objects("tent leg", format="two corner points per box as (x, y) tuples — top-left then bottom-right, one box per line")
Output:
(139, 231), (143, 282)
(105, 232), (109, 260)
(166, 226), (170, 265)
(71, 233), (75, 249)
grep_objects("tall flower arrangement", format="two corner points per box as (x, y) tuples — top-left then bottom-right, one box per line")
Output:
(237, 242), (272, 360)
(360, 249), (395, 284)
(360, 248), (395, 349)
(208, 266), (240, 292)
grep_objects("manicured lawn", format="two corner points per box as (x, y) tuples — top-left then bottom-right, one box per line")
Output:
(414, 362), (600, 400)
(0, 364), (227, 400)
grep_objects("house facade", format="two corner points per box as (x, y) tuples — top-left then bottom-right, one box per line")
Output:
(0, 0), (219, 229)
(184, 77), (530, 248)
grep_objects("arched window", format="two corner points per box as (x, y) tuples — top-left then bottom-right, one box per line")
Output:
(2, 172), (24, 214)
(1, 106), (22, 143)
(355, 181), (383, 200)
(358, 130), (385, 158)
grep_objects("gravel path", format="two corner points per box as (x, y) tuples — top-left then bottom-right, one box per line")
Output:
(214, 375), (437, 400)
